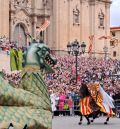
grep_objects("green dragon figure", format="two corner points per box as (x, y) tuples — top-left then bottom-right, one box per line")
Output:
(0, 42), (57, 129)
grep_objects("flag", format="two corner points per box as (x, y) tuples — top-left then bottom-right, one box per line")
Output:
(38, 19), (50, 32)
(88, 35), (94, 55)
(80, 96), (93, 115)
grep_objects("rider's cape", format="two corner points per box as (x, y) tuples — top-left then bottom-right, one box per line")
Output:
(80, 96), (93, 115)
(88, 82), (115, 116)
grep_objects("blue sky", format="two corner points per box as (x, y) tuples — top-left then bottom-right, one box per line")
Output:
(110, 0), (120, 26)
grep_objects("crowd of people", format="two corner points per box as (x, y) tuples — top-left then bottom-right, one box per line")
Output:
(0, 37), (27, 54)
(1, 40), (120, 116)
(46, 55), (120, 115)
(0, 36), (12, 51)
(0, 69), (21, 85)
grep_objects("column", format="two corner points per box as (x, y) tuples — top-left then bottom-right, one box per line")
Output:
(3, 0), (9, 37)
(89, 0), (95, 57)
(67, 0), (70, 42)
(32, 16), (37, 39)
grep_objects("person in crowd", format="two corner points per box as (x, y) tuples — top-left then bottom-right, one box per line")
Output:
(63, 99), (69, 116)
(1, 44), (120, 116)
(58, 92), (66, 116)
(67, 96), (74, 116)
(50, 90), (59, 118)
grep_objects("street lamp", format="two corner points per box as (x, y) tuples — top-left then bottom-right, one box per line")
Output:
(67, 39), (86, 83)
(103, 46), (108, 60)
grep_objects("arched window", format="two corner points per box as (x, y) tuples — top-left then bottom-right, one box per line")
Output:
(13, 23), (27, 46)
(113, 51), (117, 57)
(98, 9), (104, 29)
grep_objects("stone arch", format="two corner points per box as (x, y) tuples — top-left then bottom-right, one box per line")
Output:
(12, 22), (29, 47)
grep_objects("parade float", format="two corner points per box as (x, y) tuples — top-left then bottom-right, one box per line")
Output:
(0, 42), (57, 129)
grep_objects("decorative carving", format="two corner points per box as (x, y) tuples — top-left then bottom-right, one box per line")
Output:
(42, 0), (48, 6)
(12, 11), (30, 27)
(98, 9), (104, 29)
(26, 0), (31, 8)
(15, 0), (28, 6)
(42, 0), (51, 10)
(10, 0), (32, 17)
(12, 0), (31, 11)
(73, 5), (80, 26)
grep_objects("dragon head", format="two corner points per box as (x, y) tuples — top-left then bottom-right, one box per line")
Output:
(24, 43), (57, 73)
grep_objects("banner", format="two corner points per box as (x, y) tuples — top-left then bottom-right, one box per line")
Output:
(88, 35), (94, 55)
(38, 19), (50, 32)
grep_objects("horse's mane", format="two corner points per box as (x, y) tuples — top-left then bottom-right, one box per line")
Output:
(79, 83), (91, 98)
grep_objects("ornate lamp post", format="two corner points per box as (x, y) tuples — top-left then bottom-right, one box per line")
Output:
(103, 46), (108, 60)
(67, 39), (86, 83)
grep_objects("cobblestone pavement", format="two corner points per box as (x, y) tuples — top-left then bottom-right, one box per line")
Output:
(52, 116), (120, 129)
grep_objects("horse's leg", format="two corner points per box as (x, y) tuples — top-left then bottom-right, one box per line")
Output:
(91, 110), (100, 122)
(104, 117), (110, 124)
(85, 115), (91, 125)
(78, 112), (83, 125)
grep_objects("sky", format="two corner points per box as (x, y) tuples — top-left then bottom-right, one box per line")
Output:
(110, 0), (120, 27)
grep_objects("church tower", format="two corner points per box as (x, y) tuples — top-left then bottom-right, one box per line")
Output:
(48, 0), (111, 58)
(0, 0), (112, 58)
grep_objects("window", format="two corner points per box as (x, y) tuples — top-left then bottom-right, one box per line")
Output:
(40, 31), (44, 42)
(100, 18), (104, 26)
(112, 32), (116, 37)
(110, 41), (115, 46)
(113, 51), (117, 57)
(98, 9), (104, 29)
(13, 23), (27, 46)
(36, 30), (44, 42)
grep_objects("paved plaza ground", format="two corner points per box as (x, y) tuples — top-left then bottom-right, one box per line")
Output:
(52, 116), (120, 129)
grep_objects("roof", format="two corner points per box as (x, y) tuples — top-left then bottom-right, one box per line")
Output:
(110, 27), (120, 31)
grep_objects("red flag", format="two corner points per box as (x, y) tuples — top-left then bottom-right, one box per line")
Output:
(88, 35), (94, 54)
(38, 19), (50, 32)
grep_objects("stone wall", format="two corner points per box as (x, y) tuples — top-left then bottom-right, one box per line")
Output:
(0, 0), (112, 58)
(48, 0), (111, 58)
(0, 0), (9, 37)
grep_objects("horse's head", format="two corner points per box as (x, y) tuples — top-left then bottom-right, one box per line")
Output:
(24, 43), (57, 73)
(79, 83), (91, 98)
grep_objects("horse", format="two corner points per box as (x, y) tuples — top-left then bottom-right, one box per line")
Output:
(78, 82), (99, 125)
(78, 82), (115, 125)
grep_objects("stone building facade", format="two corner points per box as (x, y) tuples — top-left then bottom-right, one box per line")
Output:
(110, 27), (120, 60)
(0, 0), (9, 37)
(0, 0), (112, 57)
